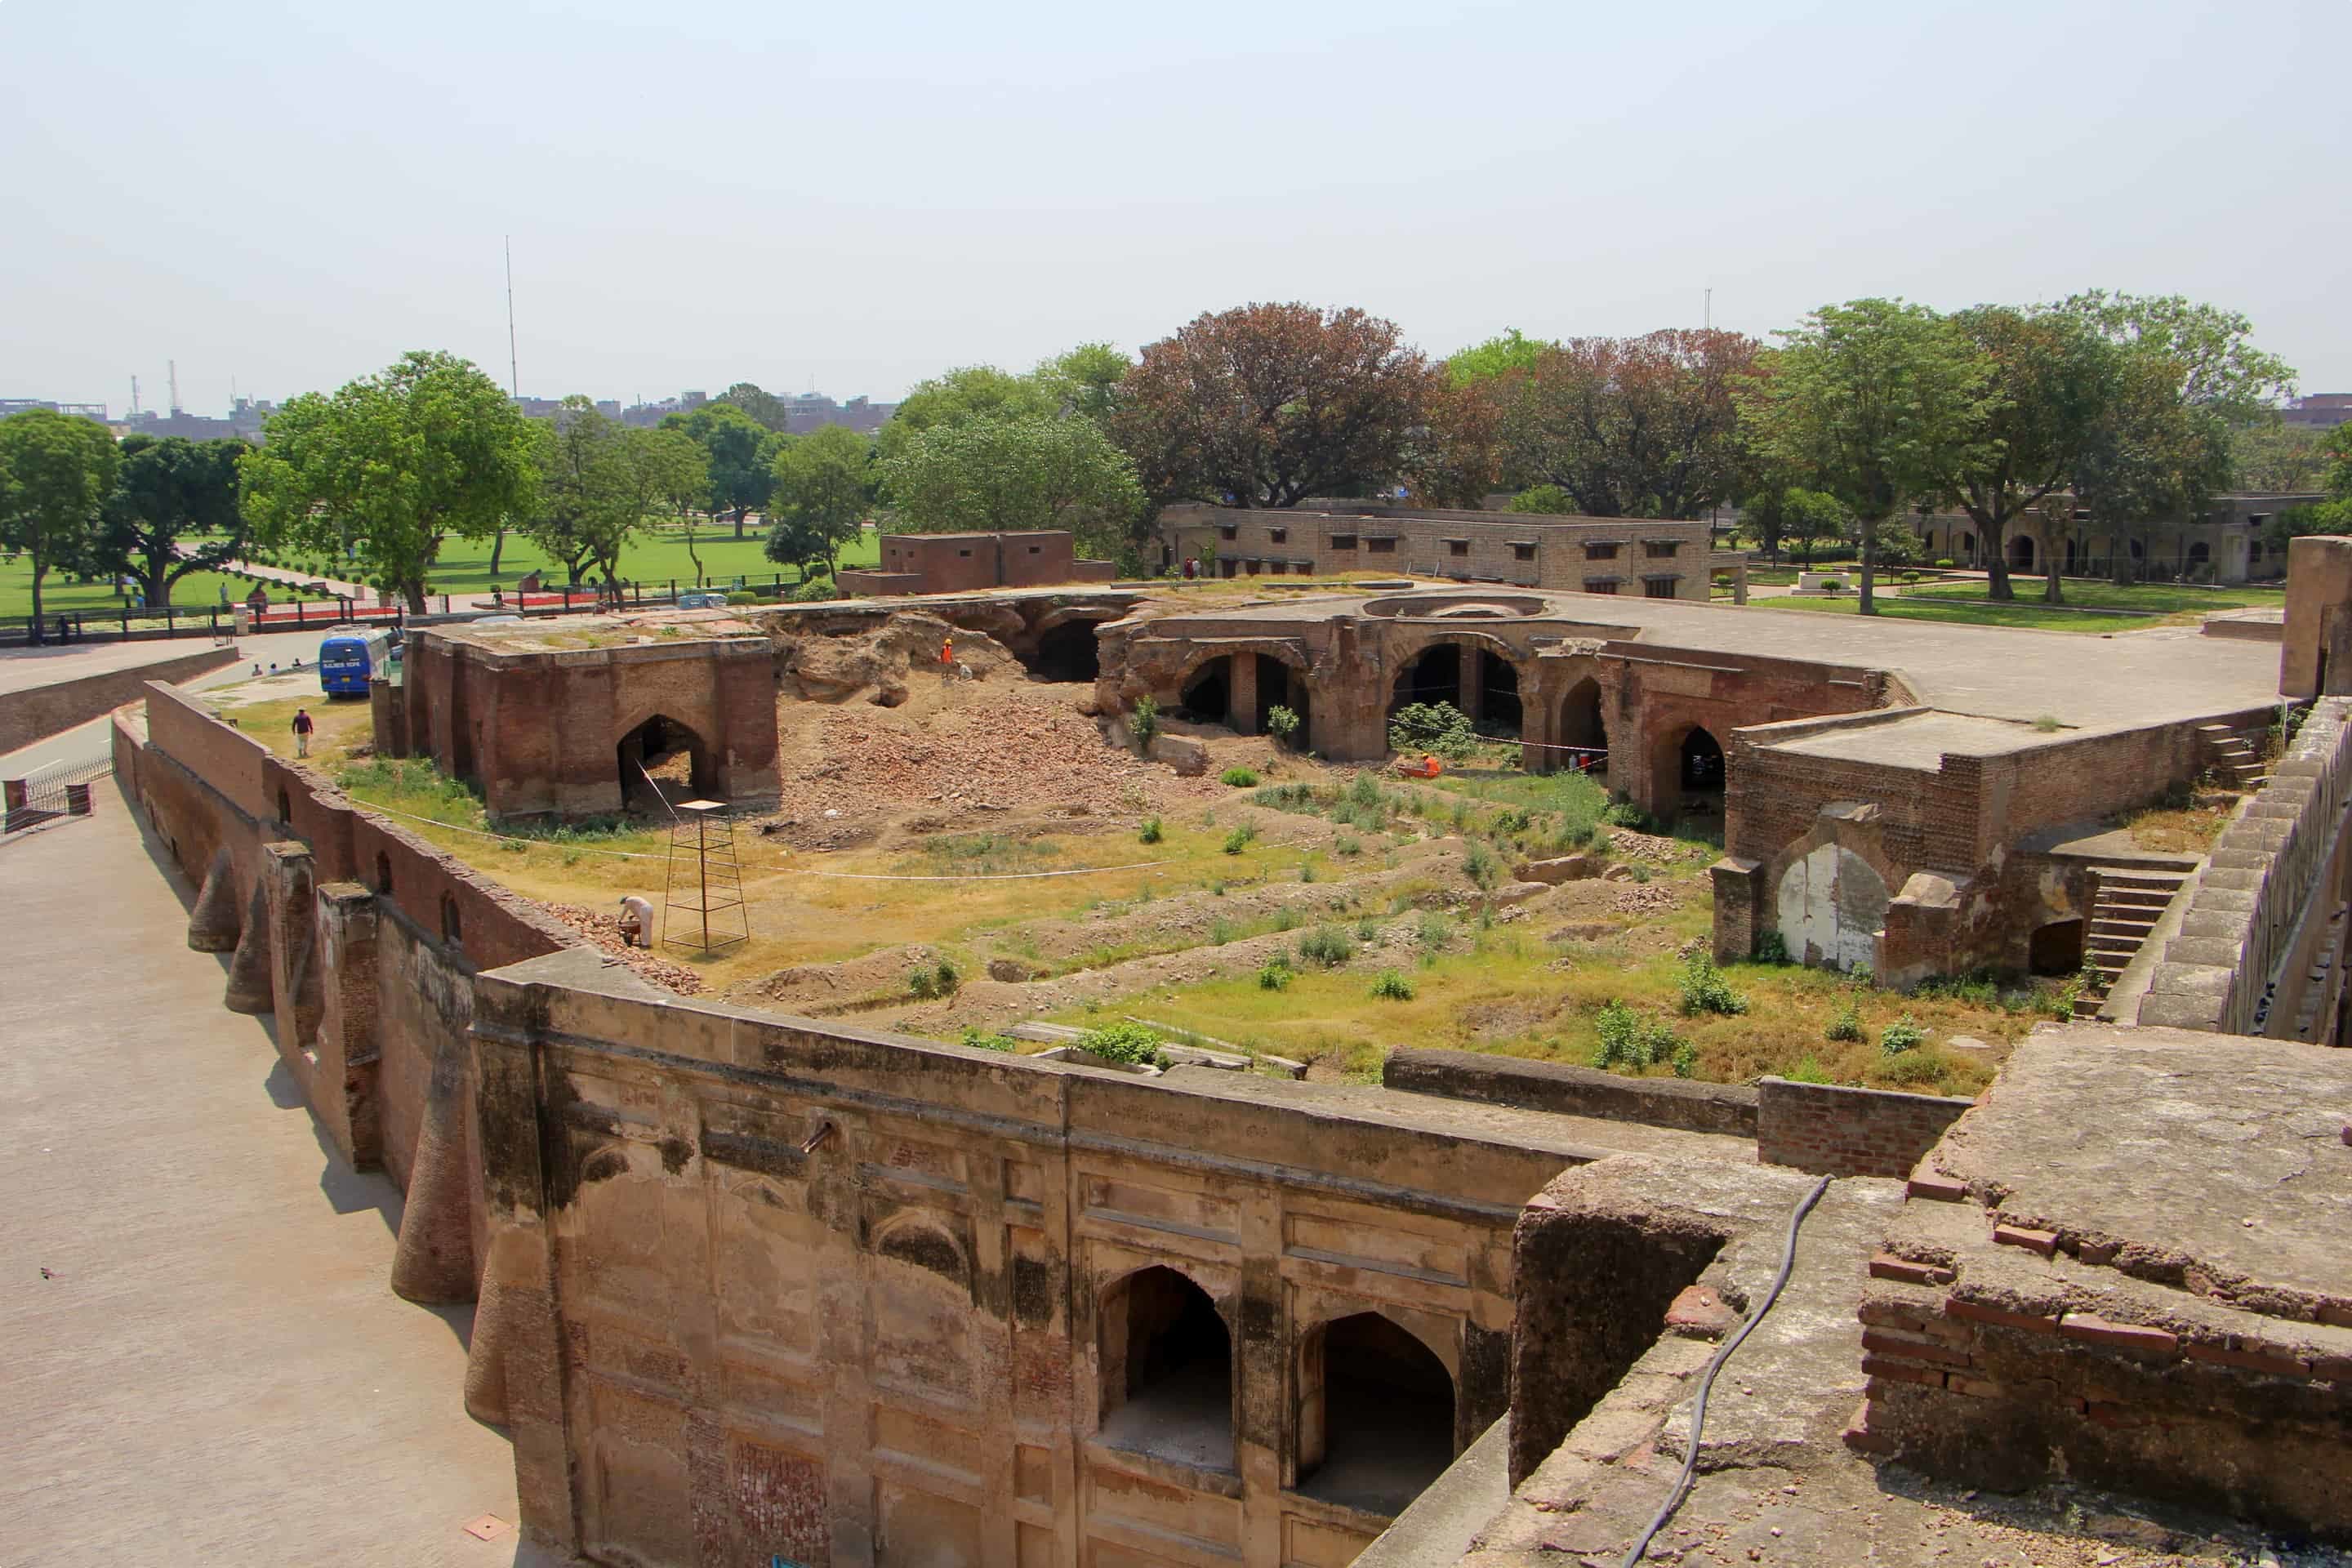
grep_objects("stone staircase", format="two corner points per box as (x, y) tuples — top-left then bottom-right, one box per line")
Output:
(2196, 722), (2269, 791)
(2074, 866), (2194, 1018)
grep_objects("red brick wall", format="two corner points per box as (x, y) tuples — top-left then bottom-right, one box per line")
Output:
(1756, 1077), (1972, 1179)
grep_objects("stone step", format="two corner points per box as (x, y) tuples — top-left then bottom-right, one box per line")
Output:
(2088, 925), (2154, 947)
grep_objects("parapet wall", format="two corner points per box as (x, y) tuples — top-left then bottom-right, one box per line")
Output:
(0, 643), (238, 756)
(2137, 697), (2352, 1038)
(1384, 1046), (1758, 1138)
(114, 681), (581, 1306)
(1753, 1076), (1972, 1181)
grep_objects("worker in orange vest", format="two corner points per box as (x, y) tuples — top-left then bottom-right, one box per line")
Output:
(941, 637), (953, 664)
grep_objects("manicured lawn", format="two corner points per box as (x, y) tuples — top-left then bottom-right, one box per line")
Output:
(1757, 594), (2139, 633)
(0, 558), (333, 618)
(1900, 577), (2284, 614)
(412, 523), (882, 598)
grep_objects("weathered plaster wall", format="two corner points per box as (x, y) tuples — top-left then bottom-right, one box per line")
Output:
(461, 951), (1723, 1568)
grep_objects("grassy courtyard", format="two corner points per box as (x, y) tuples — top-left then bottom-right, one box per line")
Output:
(1757, 592), (2160, 633)
(1897, 577), (2284, 614)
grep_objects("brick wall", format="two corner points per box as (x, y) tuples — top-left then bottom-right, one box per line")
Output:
(1385, 1045), (1759, 1138)
(1755, 1077), (1972, 1179)
(0, 644), (238, 756)
(1173, 506), (1712, 596)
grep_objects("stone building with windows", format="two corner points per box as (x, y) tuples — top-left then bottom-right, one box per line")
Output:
(1156, 503), (1734, 600)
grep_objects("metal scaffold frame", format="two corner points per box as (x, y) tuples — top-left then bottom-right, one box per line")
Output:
(662, 800), (749, 955)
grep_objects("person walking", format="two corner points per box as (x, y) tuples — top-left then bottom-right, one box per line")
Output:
(292, 707), (314, 759)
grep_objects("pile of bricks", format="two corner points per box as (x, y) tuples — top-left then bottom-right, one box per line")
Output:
(1842, 1160), (2352, 1531)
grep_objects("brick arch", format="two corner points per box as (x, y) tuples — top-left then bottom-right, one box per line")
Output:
(1294, 1305), (1461, 1512)
(870, 1210), (971, 1291)
(1165, 642), (1319, 737)
(1386, 630), (1534, 735)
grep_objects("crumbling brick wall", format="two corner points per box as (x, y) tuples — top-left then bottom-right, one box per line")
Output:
(1753, 1078), (1972, 1180)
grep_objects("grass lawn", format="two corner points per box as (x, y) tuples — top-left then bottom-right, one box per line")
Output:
(1900, 577), (2285, 615)
(1757, 593), (2144, 633)
(408, 523), (883, 599)
(0, 556), (336, 618)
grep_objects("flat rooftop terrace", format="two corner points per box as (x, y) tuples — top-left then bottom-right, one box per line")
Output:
(1160, 589), (2283, 733)
(1764, 710), (2056, 768)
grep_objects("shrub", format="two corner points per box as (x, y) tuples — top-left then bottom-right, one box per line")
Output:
(1348, 770), (1383, 808)
(789, 579), (839, 603)
(1847, 960), (1875, 989)
(1208, 919), (1238, 945)
(1334, 835), (1362, 857)
(1077, 1021), (1168, 1068)
(1601, 799), (1652, 831)
(1880, 1015), (1928, 1055)
(2032, 714), (2062, 733)
(1415, 911), (1451, 950)
(1756, 929), (1790, 965)
(906, 960), (959, 1000)
(959, 1027), (1018, 1053)
(1824, 996), (1866, 1043)
(724, 590), (760, 605)
(1272, 906), (1301, 932)
(1222, 824), (1257, 854)
(1265, 705), (1301, 747)
(1127, 695), (1160, 750)
(1138, 817), (1164, 844)
(1258, 957), (1294, 991)
(1785, 1054), (1833, 1085)
(1300, 860), (1317, 883)
(1630, 865), (1650, 884)
(1670, 1038), (1698, 1079)
(1463, 845), (1499, 889)
(1933, 558), (1955, 569)
(1677, 952), (1749, 1017)
(1387, 701), (1478, 760)
(1220, 765), (1260, 787)
(1369, 969), (1416, 1001)
(1593, 1000), (1686, 1071)
(1355, 915), (1379, 941)
(1296, 925), (1353, 968)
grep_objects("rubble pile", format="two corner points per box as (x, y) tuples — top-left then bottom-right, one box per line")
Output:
(543, 902), (708, 994)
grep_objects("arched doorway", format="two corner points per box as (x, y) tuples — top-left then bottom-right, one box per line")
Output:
(1680, 726), (1724, 793)
(1098, 1266), (1233, 1471)
(1297, 1312), (1456, 1516)
(2009, 534), (2035, 572)
(2029, 918), (2083, 976)
(1030, 620), (1102, 683)
(1390, 644), (1460, 714)
(1253, 653), (1308, 737)
(1477, 651), (1522, 735)
(1179, 658), (1231, 726)
(617, 714), (711, 806)
(1558, 675), (1607, 775)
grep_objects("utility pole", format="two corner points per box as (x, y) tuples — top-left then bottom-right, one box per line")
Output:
(505, 236), (519, 399)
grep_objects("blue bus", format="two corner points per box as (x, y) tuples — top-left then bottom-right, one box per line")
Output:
(318, 627), (395, 697)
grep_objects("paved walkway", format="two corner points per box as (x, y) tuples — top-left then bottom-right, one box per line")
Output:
(0, 778), (555, 1566)
(0, 629), (341, 777)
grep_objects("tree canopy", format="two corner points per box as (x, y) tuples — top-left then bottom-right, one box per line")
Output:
(1739, 300), (1995, 612)
(715, 382), (792, 433)
(1930, 305), (2118, 599)
(1442, 327), (1555, 385)
(882, 413), (1143, 557)
(86, 434), (249, 607)
(0, 408), (120, 633)
(1111, 302), (1435, 509)
(1498, 329), (1761, 519)
(523, 399), (704, 590)
(765, 424), (871, 578)
(662, 400), (775, 534)
(1033, 342), (1132, 424)
(241, 350), (537, 611)
(875, 365), (1060, 462)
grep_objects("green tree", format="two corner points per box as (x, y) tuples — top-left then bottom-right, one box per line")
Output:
(1740, 301), (1993, 612)
(1505, 483), (1575, 514)
(715, 382), (792, 433)
(2059, 292), (2296, 583)
(523, 399), (627, 586)
(883, 414), (1143, 556)
(2231, 416), (2330, 494)
(1034, 343), (1133, 424)
(1502, 331), (1764, 519)
(663, 401), (774, 537)
(1111, 302), (1436, 509)
(1444, 328), (1554, 385)
(0, 409), (120, 636)
(875, 365), (1058, 463)
(624, 426), (710, 586)
(241, 351), (536, 612)
(1932, 306), (2118, 599)
(83, 434), (248, 608)
(765, 424), (871, 579)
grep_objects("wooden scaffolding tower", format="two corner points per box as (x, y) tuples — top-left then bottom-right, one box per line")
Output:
(662, 800), (749, 954)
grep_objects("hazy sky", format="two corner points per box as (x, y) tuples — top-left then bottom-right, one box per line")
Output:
(5, 0), (2346, 416)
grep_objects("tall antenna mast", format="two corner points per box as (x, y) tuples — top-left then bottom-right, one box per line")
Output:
(505, 236), (519, 399)
(1704, 287), (1713, 332)
(168, 359), (181, 415)
(131, 375), (141, 418)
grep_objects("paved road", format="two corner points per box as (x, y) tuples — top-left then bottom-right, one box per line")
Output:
(0, 629), (340, 777)
(0, 779), (555, 1566)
